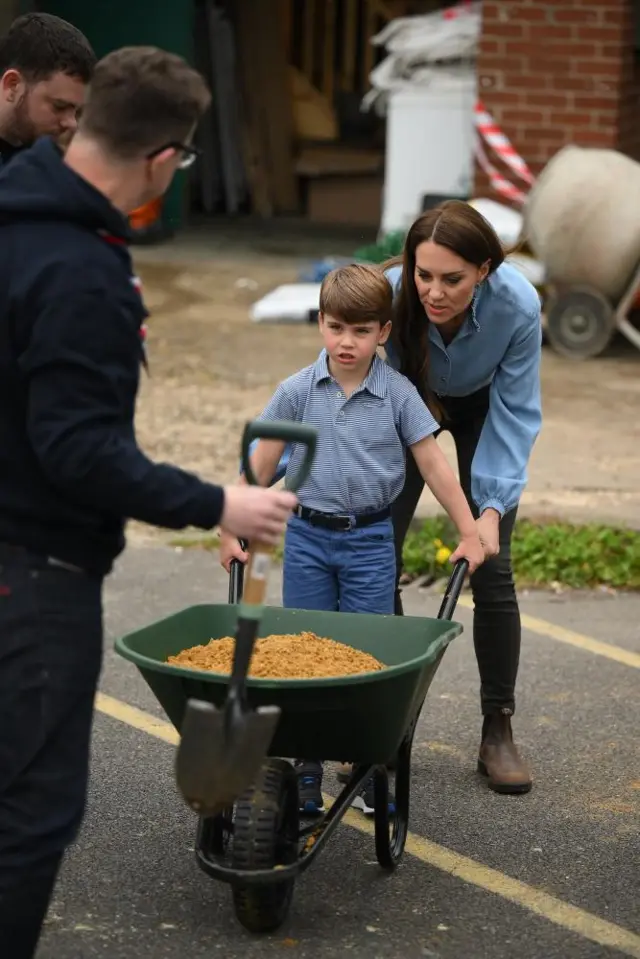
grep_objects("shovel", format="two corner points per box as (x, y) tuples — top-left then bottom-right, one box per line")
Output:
(175, 419), (318, 816)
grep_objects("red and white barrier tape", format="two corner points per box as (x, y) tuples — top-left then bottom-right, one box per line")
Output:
(473, 104), (535, 200)
(473, 134), (528, 206)
(474, 100), (535, 186)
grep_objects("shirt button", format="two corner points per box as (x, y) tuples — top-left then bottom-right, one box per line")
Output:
(336, 391), (343, 398)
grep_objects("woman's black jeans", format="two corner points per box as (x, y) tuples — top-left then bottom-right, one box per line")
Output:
(392, 386), (520, 717)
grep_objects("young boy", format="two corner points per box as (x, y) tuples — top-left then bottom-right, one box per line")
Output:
(220, 263), (485, 814)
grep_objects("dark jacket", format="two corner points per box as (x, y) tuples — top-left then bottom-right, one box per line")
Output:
(0, 137), (224, 574)
(0, 137), (22, 167)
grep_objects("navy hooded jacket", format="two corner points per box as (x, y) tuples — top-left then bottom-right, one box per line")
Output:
(0, 137), (224, 574)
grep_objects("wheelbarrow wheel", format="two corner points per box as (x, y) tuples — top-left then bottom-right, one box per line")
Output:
(545, 287), (615, 359)
(374, 736), (411, 870)
(231, 758), (299, 934)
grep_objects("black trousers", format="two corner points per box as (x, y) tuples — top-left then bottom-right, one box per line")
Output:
(392, 387), (521, 716)
(0, 544), (103, 959)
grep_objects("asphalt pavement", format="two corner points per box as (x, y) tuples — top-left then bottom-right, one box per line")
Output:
(36, 545), (640, 959)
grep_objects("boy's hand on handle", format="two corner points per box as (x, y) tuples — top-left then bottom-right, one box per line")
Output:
(221, 485), (297, 546)
(219, 531), (249, 572)
(450, 532), (485, 574)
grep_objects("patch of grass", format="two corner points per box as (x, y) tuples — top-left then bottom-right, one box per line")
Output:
(170, 517), (640, 591)
(353, 230), (406, 264)
(403, 516), (640, 591)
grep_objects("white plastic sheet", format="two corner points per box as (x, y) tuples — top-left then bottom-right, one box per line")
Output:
(362, 1), (481, 113)
(469, 198), (524, 249)
(249, 284), (321, 324)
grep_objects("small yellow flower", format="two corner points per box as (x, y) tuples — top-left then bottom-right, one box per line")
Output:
(433, 538), (443, 548)
(435, 546), (452, 565)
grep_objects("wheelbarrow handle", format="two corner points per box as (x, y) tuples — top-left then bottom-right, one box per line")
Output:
(437, 560), (469, 621)
(241, 419), (318, 492)
(228, 551), (246, 605)
(231, 556), (469, 614)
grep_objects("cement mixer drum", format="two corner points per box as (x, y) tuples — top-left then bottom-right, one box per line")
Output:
(523, 145), (640, 304)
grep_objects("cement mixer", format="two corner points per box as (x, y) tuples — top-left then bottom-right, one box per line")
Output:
(523, 144), (640, 359)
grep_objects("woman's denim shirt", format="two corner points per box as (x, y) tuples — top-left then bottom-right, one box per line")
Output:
(384, 260), (542, 515)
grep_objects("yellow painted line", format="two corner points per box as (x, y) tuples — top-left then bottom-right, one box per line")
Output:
(95, 693), (179, 745)
(457, 597), (640, 670)
(95, 693), (640, 958)
(332, 805), (640, 959)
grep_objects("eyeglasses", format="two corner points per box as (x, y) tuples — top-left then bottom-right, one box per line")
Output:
(146, 141), (202, 171)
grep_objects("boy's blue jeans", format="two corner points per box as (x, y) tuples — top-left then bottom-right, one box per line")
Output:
(283, 513), (396, 803)
(283, 513), (396, 614)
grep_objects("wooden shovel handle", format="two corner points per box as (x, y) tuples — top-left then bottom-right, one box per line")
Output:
(242, 540), (273, 605)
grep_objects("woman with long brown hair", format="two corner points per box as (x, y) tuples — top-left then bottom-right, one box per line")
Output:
(385, 199), (542, 794)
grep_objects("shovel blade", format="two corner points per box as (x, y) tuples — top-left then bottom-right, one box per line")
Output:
(175, 698), (281, 816)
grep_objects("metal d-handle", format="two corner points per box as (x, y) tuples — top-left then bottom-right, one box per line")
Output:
(241, 419), (318, 492)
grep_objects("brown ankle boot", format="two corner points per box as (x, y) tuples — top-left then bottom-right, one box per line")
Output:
(478, 710), (532, 794)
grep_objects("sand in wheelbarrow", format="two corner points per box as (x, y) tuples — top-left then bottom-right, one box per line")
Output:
(167, 632), (385, 679)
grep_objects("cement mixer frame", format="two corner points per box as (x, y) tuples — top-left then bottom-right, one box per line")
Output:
(542, 254), (640, 360)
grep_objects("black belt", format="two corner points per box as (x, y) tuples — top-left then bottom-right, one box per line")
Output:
(294, 505), (391, 532)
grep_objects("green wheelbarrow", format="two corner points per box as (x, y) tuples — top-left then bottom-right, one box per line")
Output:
(114, 421), (468, 935)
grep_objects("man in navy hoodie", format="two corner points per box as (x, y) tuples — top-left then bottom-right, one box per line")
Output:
(0, 45), (297, 957)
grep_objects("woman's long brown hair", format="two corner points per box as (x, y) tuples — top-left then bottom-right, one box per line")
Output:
(384, 199), (506, 420)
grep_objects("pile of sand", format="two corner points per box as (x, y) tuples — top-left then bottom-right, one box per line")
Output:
(167, 631), (385, 679)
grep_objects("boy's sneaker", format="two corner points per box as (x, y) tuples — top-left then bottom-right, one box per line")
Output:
(295, 760), (325, 815)
(350, 775), (396, 817)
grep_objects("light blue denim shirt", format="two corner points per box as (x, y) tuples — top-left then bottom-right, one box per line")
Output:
(384, 261), (542, 516)
(249, 260), (542, 517)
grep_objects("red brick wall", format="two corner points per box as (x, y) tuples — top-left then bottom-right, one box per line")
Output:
(617, 1), (640, 161)
(474, 0), (639, 199)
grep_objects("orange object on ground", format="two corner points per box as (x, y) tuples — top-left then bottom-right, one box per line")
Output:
(129, 197), (163, 231)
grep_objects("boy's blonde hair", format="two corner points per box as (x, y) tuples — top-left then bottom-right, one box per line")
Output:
(319, 263), (392, 326)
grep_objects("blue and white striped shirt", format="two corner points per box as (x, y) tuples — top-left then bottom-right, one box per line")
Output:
(256, 350), (438, 514)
